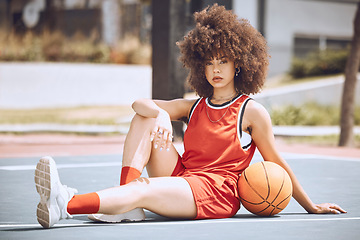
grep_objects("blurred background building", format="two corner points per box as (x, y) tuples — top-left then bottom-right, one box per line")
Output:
(0, 0), (151, 46)
(234, 0), (356, 77)
(0, 0), (358, 144)
(0, 0), (356, 77)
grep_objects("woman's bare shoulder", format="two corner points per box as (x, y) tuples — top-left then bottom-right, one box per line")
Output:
(246, 100), (269, 117)
(244, 100), (272, 128)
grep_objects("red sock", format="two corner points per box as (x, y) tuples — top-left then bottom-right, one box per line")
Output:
(67, 192), (100, 215)
(120, 166), (141, 185)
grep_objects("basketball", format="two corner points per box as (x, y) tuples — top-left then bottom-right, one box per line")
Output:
(238, 161), (293, 216)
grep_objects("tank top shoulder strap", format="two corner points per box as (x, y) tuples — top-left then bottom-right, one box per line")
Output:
(238, 96), (253, 138)
(187, 97), (203, 124)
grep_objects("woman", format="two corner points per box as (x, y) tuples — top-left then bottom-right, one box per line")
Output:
(35, 4), (346, 228)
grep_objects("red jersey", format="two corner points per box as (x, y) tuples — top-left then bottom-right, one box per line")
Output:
(182, 94), (255, 187)
(172, 94), (256, 219)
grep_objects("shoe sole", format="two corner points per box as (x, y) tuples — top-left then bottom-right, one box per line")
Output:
(88, 208), (146, 223)
(88, 214), (144, 223)
(35, 157), (53, 228)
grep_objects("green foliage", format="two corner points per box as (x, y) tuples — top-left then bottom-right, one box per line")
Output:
(0, 106), (134, 125)
(271, 103), (360, 126)
(279, 135), (360, 148)
(0, 30), (150, 64)
(289, 49), (349, 79)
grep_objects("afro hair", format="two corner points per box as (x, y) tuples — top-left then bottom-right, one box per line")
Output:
(177, 4), (270, 98)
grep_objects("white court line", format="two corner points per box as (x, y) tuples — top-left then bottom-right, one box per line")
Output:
(0, 162), (121, 171)
(1, 216), (359, 228)
(255, 150), (360, 162)
(0, 153), (359, 171)
(279, 153), (360, 162)
(0, 152), (360, 171)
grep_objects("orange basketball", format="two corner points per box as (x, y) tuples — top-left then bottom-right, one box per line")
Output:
(238, 161), (293, 216)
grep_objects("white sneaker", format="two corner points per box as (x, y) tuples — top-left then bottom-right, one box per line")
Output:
(88, 208), (145, 223)
(35, 156), (78, 228)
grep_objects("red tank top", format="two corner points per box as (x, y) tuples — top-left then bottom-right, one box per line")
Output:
(181, 94), (256, 189)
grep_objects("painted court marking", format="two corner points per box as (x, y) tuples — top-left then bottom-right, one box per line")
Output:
(0, 152), (359, 171)
(0, 216), (359, 229)
(280, 153), (360, 162)
(0, 162), (122, 171)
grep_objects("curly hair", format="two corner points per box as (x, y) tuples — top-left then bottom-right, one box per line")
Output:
(177, 4), (269, 98)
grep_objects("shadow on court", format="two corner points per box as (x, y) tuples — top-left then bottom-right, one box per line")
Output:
(0, 152), (359, 240)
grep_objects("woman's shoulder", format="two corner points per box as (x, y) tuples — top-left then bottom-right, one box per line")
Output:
(244, 99), (271, 125)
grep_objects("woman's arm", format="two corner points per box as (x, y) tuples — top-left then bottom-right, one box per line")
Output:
(132, 98), (195, 121)
(132, 98), (196, 150)
(243, 101), (346, 214)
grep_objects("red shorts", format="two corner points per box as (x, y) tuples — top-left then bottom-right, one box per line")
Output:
(171, 155), (240, 219)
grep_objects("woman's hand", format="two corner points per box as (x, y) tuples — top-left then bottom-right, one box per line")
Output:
(150, 109), (173, 151)
(310, 203), (347, 214)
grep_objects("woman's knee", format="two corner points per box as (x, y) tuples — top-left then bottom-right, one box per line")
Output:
(131, 113), (153, 125)
(135, 177), (197, 218)
(131, 114), (155, 130)
(126, 178), (152, 204)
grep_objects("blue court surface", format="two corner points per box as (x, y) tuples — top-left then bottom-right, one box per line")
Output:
(1, 152), (359, 240)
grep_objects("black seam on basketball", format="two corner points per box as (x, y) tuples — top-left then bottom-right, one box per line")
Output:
(254, 204), (272, 215)
(275, 193), (292, 209)
(269, 207), (275, 216)
(240, 170), (266, 204)
(256, 163), (286, 216)
(269, 169), (286, 207)
(262, 162), (271, 201)
(240, 198), (266, 205)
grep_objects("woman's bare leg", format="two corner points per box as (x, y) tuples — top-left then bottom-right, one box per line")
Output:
(97, 177), (197, 219)
(122, 114), (180, 177)
(88, 114), (185, 223)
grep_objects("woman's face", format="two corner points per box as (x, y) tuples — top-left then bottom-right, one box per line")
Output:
(204, 55), (236, 91)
